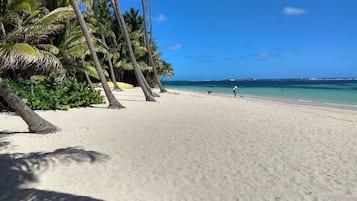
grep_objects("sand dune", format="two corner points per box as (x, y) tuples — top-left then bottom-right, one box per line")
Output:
(1, 88), (357, 201)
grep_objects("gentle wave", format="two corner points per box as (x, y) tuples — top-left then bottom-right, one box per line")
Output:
(164, 80), (357, 110)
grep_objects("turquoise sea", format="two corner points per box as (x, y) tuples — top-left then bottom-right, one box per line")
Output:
(163, 79), (357, 110)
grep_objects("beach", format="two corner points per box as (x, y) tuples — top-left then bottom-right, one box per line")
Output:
(1, 88), (357, 201)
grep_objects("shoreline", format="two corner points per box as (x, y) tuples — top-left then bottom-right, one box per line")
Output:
(167, 87), (357, 112)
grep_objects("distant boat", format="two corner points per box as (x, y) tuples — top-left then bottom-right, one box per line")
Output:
(229, 79), (236, 82)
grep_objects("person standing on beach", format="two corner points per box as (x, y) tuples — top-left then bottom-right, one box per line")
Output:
(233, 85), (238, 98)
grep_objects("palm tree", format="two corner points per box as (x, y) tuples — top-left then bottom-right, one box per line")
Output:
(141, 0), (167, 92)
(56, 17), (110, 84)
(0, 0), (85, 133)
(92, 0), (121, 90)
(0, 78), (59, 133)
(110, 0), (155, 101)
(158, 60), (174, 78)
(70, 0), (124, 108)
(121, 8), (156, 95)
(0, 2), (74, 78)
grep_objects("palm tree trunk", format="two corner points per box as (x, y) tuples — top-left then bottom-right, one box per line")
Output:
(107, 55), (121, 90)
(70, 0), (124, 108)
(93, 0), (121, 91)
(148, 0), (153, 41)
(0, 78), (59, 133)
(81, 53), (95, 89)
(109, 2), (153, 96)
(110, 0), (155, 101)
(84, 71), (95, 89)
(138, 68), (155, 96)
(141, 0), (167, 93)
(108, 1), (153, 95)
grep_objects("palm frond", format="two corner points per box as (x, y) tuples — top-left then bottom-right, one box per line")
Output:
(12, 24), (65, 43)
(0, 43), (37, 69)
(36, 44), (59, 55)
(113, 59), (122, 68)
(0, 43), (64, 75)
(94, 39), (109, 54)
(134, 46), (147, 57)
(65, 44), (88, 57)
(59, 33), (86, 49)
(85, 23), (96, 33)
(121, 62), (150, 71)
(121, 61), (133, 70)
(138, 61), (152, 71)
(59, 23), (97, 49)
(22, 8), (48, 25)
(83, 65), (109, 79)
(35, 6), (74, 25)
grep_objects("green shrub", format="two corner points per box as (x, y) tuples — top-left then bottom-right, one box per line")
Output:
(1, 74), (104, 111)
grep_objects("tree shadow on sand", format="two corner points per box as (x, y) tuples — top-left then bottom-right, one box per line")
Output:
(0, 136), (109, 201)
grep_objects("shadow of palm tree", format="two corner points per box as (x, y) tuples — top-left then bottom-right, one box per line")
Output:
(0, 131), (31, 134)
(0, 136), (108, 201)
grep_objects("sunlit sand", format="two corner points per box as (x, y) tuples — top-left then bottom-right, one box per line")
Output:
(1, 88), (357, 201)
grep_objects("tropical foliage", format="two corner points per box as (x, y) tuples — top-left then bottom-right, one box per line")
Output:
(0, 1), (74, 77)
(0, 0), (173, 108)
(1, 74), (103, 111)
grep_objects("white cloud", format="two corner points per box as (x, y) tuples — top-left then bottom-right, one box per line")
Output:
(164, 44), (182, 50)
(154, 14), (167, 22)
(282, 6), (307, 15)
(186, 54), (215, 62)
(251, 53), (280, 59)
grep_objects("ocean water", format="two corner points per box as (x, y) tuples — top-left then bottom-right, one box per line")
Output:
(163, 80), (357, 110)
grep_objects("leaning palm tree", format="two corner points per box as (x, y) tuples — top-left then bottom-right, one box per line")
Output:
(57, 18), (111, 86)
(110, 0), (155, 101)
(121, 8), (156, 96)
(70, 0), (124, 108)
(141, 0), (167, 92)
(0, 0), (73, 133)
(0, 78), (59, 133)
(92, 0), (121, 90)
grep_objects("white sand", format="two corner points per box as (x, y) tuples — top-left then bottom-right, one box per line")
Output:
(1, 88), (357, 201)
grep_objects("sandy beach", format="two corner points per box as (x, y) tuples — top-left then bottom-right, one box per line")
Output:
(1, 87), (357, 201)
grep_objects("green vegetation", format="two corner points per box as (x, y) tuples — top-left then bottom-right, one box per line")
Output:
(0, 0), (173, 108)
(1, 74), (103, 111)
(0, 0), (174, 132)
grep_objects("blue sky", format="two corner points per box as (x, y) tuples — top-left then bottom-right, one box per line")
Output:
(121, 0), (357, 80)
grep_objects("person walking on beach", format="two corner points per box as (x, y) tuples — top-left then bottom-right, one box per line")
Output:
(233, 85), (238, 98)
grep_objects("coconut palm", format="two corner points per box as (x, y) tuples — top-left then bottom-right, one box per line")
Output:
(141, 0), (167, 92)
(0, 2), (74, 78)
(0, 0), (73, 133)
(110, 0), (155, 101)
(92, 0), (121, 90)
(57, 18), (110, 80)
(70, 0), (124, 108)
(111, 7), (153, 93)
(0, 78), (59, 133)
(159, 60), (174, 78)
